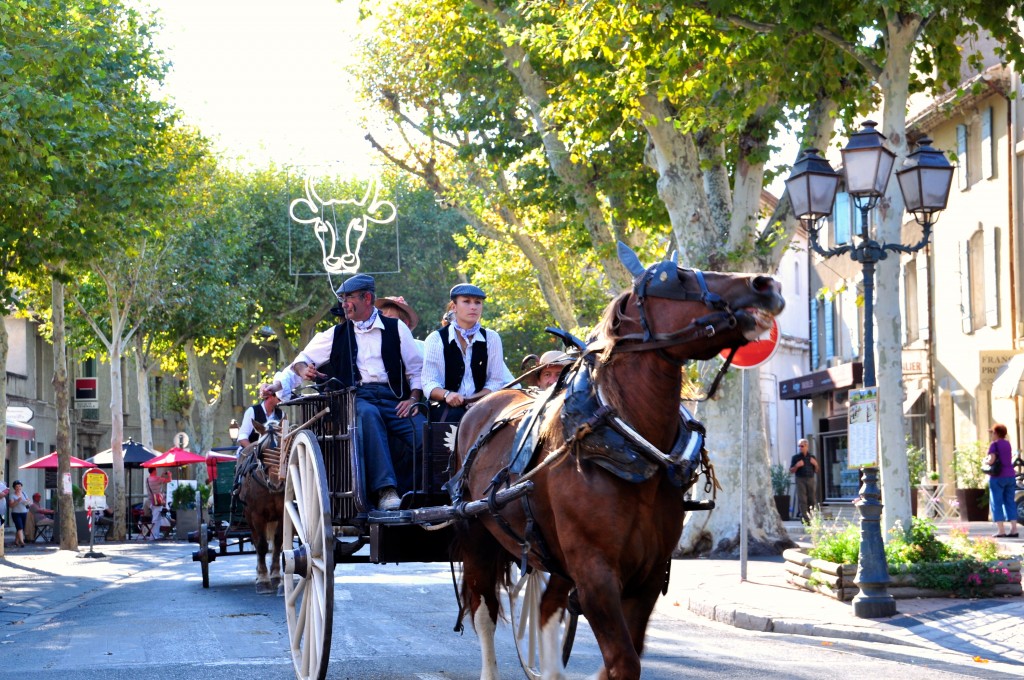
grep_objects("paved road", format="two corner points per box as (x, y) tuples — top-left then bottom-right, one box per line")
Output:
(2, 543), (1020, 678)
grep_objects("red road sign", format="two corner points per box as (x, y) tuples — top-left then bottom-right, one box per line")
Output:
(83, 468), (108, 496)
(721, 318), (780, 369)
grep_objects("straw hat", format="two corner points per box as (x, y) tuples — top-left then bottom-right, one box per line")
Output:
(375, 296), (420, 331)
(538, 350), (572, 367)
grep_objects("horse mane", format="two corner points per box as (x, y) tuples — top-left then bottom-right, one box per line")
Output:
(588, 290), (632, 364)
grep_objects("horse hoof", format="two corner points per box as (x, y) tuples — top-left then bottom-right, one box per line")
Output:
(256, 581), (273, 595)
(271, 576), (281, 589)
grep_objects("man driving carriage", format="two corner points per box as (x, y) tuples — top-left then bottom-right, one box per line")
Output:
(261, 273), (426, 511)
(235, 392), (283, 448)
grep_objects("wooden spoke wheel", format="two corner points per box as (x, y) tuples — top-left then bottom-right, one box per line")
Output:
(282, 430), (335, 680)
(199, 522), (210, 589)
(507, 562), (577, 679)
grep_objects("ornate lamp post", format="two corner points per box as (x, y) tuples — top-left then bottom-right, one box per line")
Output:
(228, 418), (240, 442)
(785, 124), (954, 619)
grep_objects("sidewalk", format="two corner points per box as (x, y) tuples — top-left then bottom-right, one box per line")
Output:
(661, 520), (1024, 668)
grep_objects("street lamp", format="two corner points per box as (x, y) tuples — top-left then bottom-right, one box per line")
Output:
(786, 124), (954, 619)
(228, 418), (240, 441)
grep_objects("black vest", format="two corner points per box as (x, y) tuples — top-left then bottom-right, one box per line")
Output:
(327, 315), (411, 399)
(442, 327), (488, 393)
(251, 401), (283, 426)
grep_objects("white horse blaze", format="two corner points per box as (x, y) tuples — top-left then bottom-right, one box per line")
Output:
(474, 602), (500, 680)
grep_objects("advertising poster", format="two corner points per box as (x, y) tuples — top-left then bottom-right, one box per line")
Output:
(847, 387), (879, 468)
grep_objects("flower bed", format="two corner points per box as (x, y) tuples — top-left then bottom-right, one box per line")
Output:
(785, 514), (1023, 600)
(783, 548), (1022, 600)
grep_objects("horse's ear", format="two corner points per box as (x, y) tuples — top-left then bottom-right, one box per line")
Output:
(616, 241), (646, 277)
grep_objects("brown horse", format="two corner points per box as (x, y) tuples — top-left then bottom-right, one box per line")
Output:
(452, 247), (785, 679)
(236, 427), (286, 595)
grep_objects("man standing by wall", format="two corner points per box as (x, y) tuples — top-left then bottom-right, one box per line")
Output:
(790, 438), (819, 521)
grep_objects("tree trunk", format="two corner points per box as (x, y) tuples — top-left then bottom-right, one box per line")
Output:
(134, 334), (154, 450)
(52, 277), (77, 551)
(106, 333), (127, 541)
(678, 365), (793, 555)
(873, 13), (921, 536)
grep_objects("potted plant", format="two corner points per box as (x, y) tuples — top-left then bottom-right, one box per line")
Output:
(771, 462), (791, 521)
(952, 440), (989, 521)
(906, 443), (926, 517)
(171, 482), (210, 538)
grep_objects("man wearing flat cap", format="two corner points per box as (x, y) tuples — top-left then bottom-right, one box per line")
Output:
(262, 273), (425, 511)
(422, 283), (512, 423)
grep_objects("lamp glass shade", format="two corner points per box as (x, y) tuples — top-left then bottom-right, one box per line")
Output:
(785, 149), (839, 220)
(841, 145), (896, 197)
(896, 139), (954, 215)
(228, 419), (240, 440)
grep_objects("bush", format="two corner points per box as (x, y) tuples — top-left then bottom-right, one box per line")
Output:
(770, 463), (790, 496)
(171, 483), (211, 510)
(806, 510), (860, 565)
(906, 443), (927, 486)
(952, 440), (987, 489)
(72, 484), (85, 510)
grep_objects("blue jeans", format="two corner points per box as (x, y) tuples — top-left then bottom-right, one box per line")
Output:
(355, 383), (426, 495)
(989, 475), (1016, 523)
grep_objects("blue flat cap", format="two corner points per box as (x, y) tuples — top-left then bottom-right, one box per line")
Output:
(336, 274), (376, 296)
(450, 283), (486, 299)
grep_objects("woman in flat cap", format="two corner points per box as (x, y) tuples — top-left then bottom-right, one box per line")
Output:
(422, 283), (512, 423)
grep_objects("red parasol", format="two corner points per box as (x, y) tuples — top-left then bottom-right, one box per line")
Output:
(142, 447), (208, 468)
(205, 450), (238, 480)
(20, 452), (96, 469)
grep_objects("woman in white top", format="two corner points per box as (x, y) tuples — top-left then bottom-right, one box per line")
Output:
(8, 480), (30, 547)
(422, 283), (512, 423)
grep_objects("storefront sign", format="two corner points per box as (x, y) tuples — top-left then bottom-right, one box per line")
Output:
(980, 350), (1022, 386)
(778, 362), (863, 400)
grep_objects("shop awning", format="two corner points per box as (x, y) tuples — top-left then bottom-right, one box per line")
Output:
(991, 353), (1024, 399)
(5, 418), (35, 440)
(778, 362), (863, 400)
(903, 387), (926, 414)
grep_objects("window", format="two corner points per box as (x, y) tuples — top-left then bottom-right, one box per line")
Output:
(981, 107), (994, 180)
(902, 253), (929, 345)
(956, 124), (969, 190)
(824, 297), (835, 361)
(151, 376), (163, 417)
(961, 227), (1000, 333)
(234, 366), (246, 408)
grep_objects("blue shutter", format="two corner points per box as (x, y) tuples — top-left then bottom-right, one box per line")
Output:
(985, 226), (999, 327)
(810, 298), (819, 368)
(824, 298), (835, 360)
(982, 107), (994, 180)
(959, 240), (972, 333)
(957, 124), (969, 190)
(834, 192), (851, 244)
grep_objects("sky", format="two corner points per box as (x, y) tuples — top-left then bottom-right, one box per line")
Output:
(148, 0), (379, 174)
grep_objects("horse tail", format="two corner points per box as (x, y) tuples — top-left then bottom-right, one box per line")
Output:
(451, 520), (511, 631)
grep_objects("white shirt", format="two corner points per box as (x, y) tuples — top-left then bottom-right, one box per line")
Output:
(422, 325), (512, 399)
(236, 401), (280, 444)
(274, 317), (423, 398)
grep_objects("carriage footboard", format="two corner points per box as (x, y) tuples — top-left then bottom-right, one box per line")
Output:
(369, 481), (534, 526)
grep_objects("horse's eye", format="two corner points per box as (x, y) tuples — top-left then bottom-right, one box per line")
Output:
(752, 276), (775, 293)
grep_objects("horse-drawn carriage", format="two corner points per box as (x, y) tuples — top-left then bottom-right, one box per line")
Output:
(208, 246), (785, 680)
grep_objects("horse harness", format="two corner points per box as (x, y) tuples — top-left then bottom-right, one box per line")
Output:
(234, 425), (286, 503)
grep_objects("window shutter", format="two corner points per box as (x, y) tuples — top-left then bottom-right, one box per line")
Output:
(982, 107), (994, 180)
(985, 226), (999, 327)
(898, 262), (908, 346)
(834, 192), (851, 244)
(810, 298), (819, 368)
(824, 297), (835, 360)
(957, 124), (969, 190)
(916, 253), (930, 341)
(959, 240), (973, 333)
(842, 287), (859, 357)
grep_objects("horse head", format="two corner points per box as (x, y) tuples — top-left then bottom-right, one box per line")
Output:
(598, 242), (785, 362)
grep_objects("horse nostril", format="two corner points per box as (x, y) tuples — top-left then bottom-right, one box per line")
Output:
(752, 276), (776, 294)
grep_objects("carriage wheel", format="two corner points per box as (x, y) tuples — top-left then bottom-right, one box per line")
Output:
(199, 522), (210, 589)
(507, 562), (577, 679)
(282, 429), (335, 680)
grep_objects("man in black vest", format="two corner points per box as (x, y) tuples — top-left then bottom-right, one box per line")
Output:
(236, 392), (283, 448)
(422, 283), (512, 423)
(790, 438), (819, 521)
(262, 274), (426, 511)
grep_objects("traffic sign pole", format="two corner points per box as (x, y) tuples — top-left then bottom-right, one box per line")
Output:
(80, 468), (108, 560)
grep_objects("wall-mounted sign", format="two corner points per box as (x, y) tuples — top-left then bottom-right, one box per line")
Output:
(75, 377), (99, 410)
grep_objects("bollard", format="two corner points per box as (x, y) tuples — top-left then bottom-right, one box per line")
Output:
(852, 466), (896, 617)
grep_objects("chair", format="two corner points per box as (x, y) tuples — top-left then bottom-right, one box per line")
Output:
(922, 483), (957, 522)
(26, 508), (55, 543)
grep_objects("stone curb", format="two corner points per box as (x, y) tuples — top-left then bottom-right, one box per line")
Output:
(686, 596), (927, 648)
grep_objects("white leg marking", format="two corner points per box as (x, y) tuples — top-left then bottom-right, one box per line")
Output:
(539, 612), (567, 680)
(475, 602), (500, 680)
